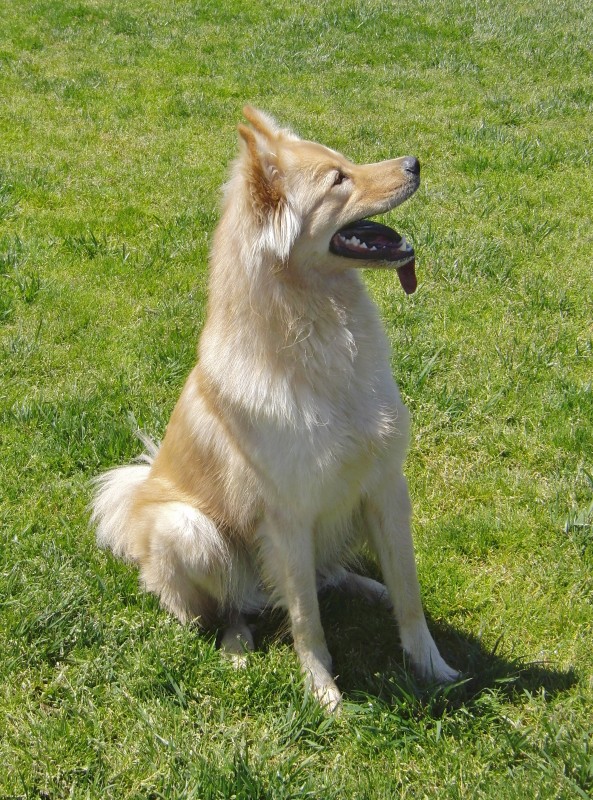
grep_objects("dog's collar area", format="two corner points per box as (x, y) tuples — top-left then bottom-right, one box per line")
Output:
(329, 219), (417, 294)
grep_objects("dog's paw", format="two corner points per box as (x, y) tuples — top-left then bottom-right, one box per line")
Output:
(307, 671), (342, 712)
(401, 626), (460, 685)
(314, 679), (342, 713)
(300, 654), (342, 712)
(413, 648), (460, 685)
(425, 658), (461, 685)
(220, 621), (254, 669)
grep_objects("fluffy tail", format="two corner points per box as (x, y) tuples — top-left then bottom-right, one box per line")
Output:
(91, 436), (158, 562)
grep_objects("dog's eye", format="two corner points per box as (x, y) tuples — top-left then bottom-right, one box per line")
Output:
(332, 170), (347, 187)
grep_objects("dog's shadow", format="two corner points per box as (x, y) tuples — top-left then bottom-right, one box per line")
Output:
(330, 595), (574, 708)
(253, 582), (577, 715)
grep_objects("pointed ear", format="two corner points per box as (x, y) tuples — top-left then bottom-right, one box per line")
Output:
(236, 120), (300, 262)
(237, 122), (283, 214)
(242, 105), (281, 139)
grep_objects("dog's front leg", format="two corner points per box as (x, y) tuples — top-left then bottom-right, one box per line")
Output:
(365, 473), (459, 684)
(257, 513), (341, 711)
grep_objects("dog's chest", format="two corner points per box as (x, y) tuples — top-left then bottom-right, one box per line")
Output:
(247, 348), (405, 512)
(204, 282), (408, 511)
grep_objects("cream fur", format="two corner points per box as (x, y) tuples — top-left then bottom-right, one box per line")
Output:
(91, 107), (458, 709)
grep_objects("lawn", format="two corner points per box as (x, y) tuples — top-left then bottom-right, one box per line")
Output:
(1, 0), (592, 797)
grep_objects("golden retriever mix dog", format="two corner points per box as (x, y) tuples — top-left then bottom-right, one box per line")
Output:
(92, 107), (458, 709)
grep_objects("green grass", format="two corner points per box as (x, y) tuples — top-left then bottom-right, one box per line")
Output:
(1, 0), (592, 797)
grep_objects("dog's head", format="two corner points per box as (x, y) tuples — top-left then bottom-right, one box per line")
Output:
(233, 106), (420, 294)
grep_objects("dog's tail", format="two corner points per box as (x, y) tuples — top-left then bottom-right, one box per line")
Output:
(91, 433), (159, 562)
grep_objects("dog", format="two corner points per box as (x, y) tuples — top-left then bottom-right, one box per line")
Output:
(92, 106), (458, 709)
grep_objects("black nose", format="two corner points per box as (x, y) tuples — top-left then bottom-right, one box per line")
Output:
(402, 156), (420, 176)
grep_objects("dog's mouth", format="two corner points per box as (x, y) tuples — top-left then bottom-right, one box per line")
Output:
(329, 219), (417, 294)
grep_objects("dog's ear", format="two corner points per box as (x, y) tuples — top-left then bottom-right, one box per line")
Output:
(237, 122), (284, 214)
(242, 105), (281, 139)
(237, 119), (300, 262)
(237, 108), (299, 212)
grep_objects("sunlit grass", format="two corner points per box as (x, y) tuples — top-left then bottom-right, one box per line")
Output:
(1, 0), (592, 797)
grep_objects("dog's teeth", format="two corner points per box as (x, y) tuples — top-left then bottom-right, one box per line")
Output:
(350, 236), (361, 246)
(360, 242), (368, 249)
(370, 246), (377, 251)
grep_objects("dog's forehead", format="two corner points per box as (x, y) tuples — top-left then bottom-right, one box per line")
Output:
(283, 139), (349, 171)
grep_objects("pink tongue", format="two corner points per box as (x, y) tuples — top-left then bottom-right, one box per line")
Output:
(397, 260), (417, 294)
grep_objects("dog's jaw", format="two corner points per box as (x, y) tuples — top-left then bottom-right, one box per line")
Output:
(329, 219), (417, 294)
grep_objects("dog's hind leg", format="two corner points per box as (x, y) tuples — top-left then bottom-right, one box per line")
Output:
(148, 560), (216, 626)
(364, 473), (459, 684)
(220, 611), (254, 667)
(137, 500), (228, 627)
(334, 569), (393, 609)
